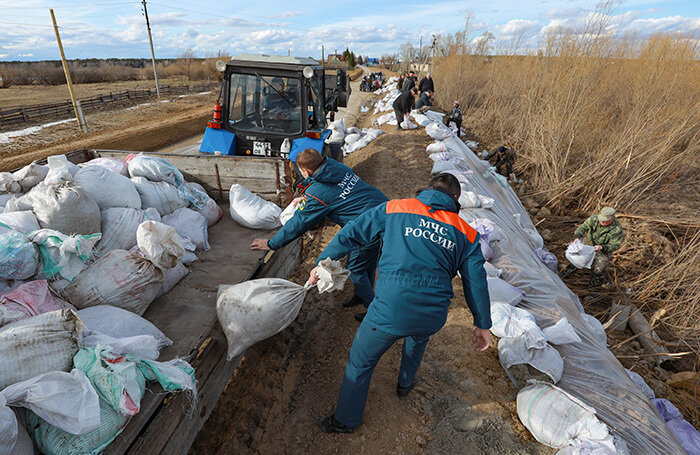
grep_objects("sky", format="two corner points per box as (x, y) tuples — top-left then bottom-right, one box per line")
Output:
(0, 0), (698, 61)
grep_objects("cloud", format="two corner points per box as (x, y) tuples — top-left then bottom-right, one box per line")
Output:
(500, 19), (541, 36)
(625, 16), (700, 35)
(0, 54), (8, 58)
(18, 53), (34, 57)
(266, 12), (305, 19)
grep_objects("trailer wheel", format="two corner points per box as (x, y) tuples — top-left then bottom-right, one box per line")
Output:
(323, 142), (343, 163)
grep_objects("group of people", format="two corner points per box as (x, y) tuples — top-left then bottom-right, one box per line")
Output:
(360, 71), (386, 92)
(393, 71), (438, 130)
(247, 71), (625, 433)
(251, 148), (492, 434)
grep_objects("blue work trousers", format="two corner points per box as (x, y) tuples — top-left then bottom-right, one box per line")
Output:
(345, 238), (381, 306)
(333, 319), (430, 428)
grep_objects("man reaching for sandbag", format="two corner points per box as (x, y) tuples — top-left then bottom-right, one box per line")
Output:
(307, 173), (492, 434)
(251, 148), (388, 320)
(561, 206), (624, 288)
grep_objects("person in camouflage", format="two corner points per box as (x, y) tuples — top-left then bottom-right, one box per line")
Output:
(564, 207), (624, 287)
(485, 146), (516, 177)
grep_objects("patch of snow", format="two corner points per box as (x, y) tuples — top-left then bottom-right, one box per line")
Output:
(0, 118), (76, 143)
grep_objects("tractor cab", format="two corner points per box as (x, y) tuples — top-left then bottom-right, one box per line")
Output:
(201, 54), (345, 164)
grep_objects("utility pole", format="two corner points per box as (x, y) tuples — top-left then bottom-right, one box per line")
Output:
(321, 45), (325, 67)
(49, 9), (87, 133)
(142, 0), (160, 98)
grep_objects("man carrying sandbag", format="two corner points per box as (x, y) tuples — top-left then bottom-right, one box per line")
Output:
(560, 207), (624, 287)
(393, 87), (417, 131)
(485, 145), (517, 178)
(308, 173), (492, 433)
(251, 149), (388, 320)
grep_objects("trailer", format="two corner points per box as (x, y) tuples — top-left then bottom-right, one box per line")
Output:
(52, 148), (303, 454)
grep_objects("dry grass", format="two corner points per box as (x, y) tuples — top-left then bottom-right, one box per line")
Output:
(431, 7), (700, 362)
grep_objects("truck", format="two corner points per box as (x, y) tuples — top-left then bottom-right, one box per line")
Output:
(199, 54), (350, 169)
(20, 147), (303, 454)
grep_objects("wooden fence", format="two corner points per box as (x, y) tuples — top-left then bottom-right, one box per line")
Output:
(0, 83), (216, 127)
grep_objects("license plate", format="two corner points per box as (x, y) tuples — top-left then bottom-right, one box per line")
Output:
(252, 141), (271, 156)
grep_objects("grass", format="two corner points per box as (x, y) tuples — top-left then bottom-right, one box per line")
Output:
(430, 3), (700, 405)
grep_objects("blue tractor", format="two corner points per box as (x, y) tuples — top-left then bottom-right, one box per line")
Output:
(201, 54), (349, 175)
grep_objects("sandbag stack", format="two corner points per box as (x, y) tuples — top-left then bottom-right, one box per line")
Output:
(0, 153), (221, 454)
(414, 111), (686, 454)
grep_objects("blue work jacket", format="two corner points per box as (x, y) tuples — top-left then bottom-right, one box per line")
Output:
(268, 158), (388, 250)
(317, 190), (492, 335)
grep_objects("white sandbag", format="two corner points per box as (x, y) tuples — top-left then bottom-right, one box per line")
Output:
(279, 201), (297, 226)
(0, 173), (21, 194)
(131, 177), (188, 216)
(556, 441), (616, 455)
(625, 369), (655, 401)
(326, 118), (346, 144)
(94, 207), (160, 258)
(314, 258), (350, 294)
(77, 305), (171, 348)
(0, 309), (83, 390)
(581, 313), (607, 345)
(0, 231), (39, 280)
(44, 155), (79, 186)
(566, 239), (596, 269)
(400, 118), (417, 129)
(229, 184), (281, 230)
(426, 122), (452, 140)
(74, 166), (141, 210)
(499, 336), (564, 384)
(0, 369), (100, 437)
(218, 278), (307, 359)
(128, 154), (184, 186)
(376, 112), (397, 126)
(161, 207), (209, 251)
(431, 160), (457, 175)
(426, 141), (446, 154)
(61, 250), (163, 315)
(483, 261), (502, 277)
(183, 182), (221, 227)
(0, 398), (16, 455)
(517, 383), (615, 450)
(0, 211), (39, 235)
(490, 303), (547, 349)
(479, 237), (494, 260)
(136, 221), (185, 270)
(344, 133), (361, 145)
(487, 276), (525, 306)
(542, 318), (582, 345)
(20, 183), (101, 236)
(79, 157), (128, 176)
(12, 162), (48, 193)
(27, 229), (101, 281)
(156, 261), (188, 298)
(0, 194), (15, 209)
(536, 247), (559, 273)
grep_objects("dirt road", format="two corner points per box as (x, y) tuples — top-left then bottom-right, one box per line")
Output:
(191, 73), (553, 454)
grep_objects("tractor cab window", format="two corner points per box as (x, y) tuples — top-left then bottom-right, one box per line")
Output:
(308, 74), (327, 130)
(228, 73), (302, 135)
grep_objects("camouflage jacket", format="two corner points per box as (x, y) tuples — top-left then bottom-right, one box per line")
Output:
(574, 215), (624, 254)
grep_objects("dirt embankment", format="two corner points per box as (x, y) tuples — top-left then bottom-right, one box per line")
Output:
(0, 94), (214, 171)
(191, 78), (553, 454)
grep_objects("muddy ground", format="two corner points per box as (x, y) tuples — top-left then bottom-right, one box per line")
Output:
(191, 77), (554, 454)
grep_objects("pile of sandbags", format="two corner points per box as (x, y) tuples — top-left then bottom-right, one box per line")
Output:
(342, 128), (385, 156)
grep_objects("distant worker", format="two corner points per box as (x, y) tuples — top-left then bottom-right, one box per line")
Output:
(396, 74), (405, 92)
(392, 87), (417, 130)
(484, 146), (516, 177)
(401, 71), (417, 92)
(309, 173), (492, 434)
(442, 101), (463, 135)
(251, 149), (388, 319)
(415, 90), (433, 109)
(418, 73), (434, 95)
(561, 207), (624, 287)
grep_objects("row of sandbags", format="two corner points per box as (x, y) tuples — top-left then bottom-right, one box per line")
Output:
(418, 115), (687, 454)
(0, 306), (196, 455)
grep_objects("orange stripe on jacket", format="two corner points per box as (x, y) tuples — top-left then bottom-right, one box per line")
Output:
(386, 199), (477, 243)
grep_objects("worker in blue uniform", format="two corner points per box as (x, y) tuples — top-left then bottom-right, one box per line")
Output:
(308, 173), (492, 433)
(252, 148), (388, 318)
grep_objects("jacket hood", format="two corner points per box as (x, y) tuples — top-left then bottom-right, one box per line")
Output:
(417, 189), (459, 213)
(312, 158), (350, 184)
